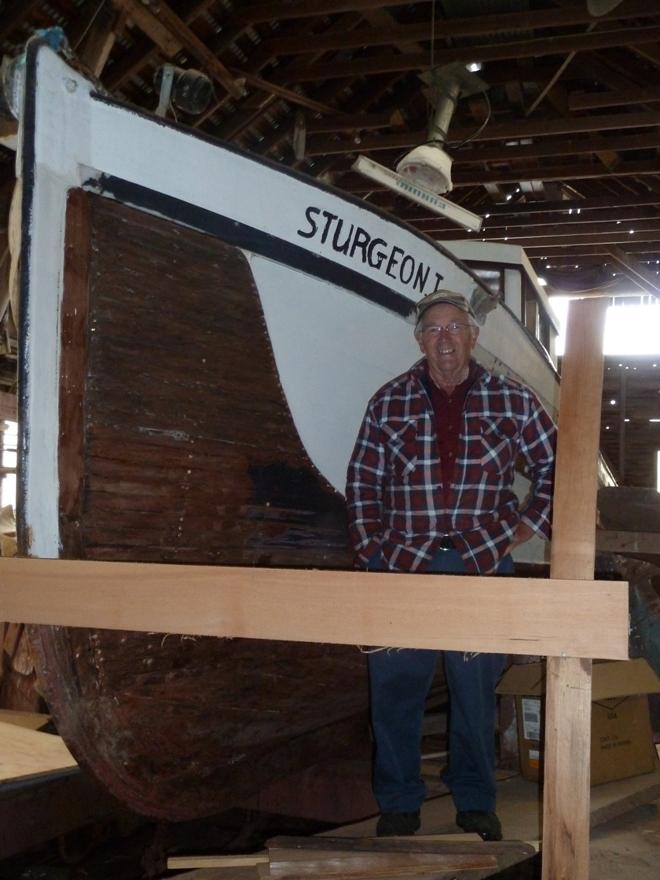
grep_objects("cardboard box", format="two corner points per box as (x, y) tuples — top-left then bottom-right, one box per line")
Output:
(496, 658), (660, 785)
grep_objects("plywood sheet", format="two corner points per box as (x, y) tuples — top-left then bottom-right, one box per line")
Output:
(0, 720), (77, 784)
(0, 709), (50, 731)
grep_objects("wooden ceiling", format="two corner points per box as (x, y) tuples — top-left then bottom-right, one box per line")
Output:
(0, 0), (659, 486)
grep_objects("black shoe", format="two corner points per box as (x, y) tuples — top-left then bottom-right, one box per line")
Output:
(456, 810), (502, 841)
(376, 811), (421, 837)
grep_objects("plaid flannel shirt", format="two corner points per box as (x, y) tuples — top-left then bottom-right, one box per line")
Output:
(346, 358), (556, 574)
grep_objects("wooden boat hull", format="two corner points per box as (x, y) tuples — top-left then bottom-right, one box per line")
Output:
(28, 189), (368, 819)
(16, 45), (560, 819)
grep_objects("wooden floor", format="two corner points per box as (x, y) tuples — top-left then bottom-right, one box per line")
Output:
(170, 769), (660, 879)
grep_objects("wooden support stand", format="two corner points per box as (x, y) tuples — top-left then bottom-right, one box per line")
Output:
(542, 298), (609, 880)
(0, 300), (621, 878)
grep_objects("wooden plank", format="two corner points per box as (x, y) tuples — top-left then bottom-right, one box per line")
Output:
(0, 557), (628, 659)
(0, 709), (49, 731)
(590, 768), (660, 828)
(596, 529), (660, 555)
(542, 298), (609, 880)
(0, 721), (77, 784)
(168, 836), (511, 872)
(79, 5), (123, 76)
(265, 850), (497, 876)
(168, 854), (268, 869)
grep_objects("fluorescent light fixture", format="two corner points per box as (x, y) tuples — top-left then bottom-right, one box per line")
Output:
(466, 62), (482, 72)
(352, 155), (483, 232)
(657, 451), (660, 493)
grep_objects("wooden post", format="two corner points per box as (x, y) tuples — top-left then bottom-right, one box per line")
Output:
(541, 298), (608, 880)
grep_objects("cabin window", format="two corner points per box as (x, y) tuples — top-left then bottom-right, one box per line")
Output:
(522, 274), (539, 338)
(466, 259), (556, 361)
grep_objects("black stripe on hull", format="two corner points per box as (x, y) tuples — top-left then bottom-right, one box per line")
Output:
(93, 174), (417, 319)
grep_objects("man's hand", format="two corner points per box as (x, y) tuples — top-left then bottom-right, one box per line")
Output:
(509, 521), (535, 550)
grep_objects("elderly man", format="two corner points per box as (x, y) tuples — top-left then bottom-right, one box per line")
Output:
(346, 290), (556, 841)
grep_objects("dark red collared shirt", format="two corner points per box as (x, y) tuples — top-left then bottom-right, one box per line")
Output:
(426, 362), (478, 506)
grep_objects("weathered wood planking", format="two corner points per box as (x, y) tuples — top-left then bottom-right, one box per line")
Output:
(7, 558), (628, 658)
(542, 298), (609, 880)
(28, 191), (369, 821)
(60, 192), (351, 568)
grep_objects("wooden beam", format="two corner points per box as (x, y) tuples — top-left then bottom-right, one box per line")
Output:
(0, 0), (41, 42)
(606, 245), (660, 297)
(0, 391), (16, 422)
(452, 159), (660, 186)
(105, 0), (218, 90)
(0, 558), (628, 659)
(631, 42), (660, 68)
(414, 206), (660, 233)
(79, 6), (126, 77)
(596, 529), (660, 555)
(306, 110), (660, 155)
(542, 298), (608, 880)
(258, 1), (659, 56)
(454, 131), (660, 165)
(116, 0), (183, 57)
(277, 25), (660, 83)
(306, 110), (404, 134)
(235, 70), (339, 115)
(437, 218), (660, 242)
(524, 242), (660, 257)
(116, 0), (338, 115)
(484, 193), (660, 215)
(569, 85), (660, 110)
(240, 0), (435, 23)
(116, 0), (244, 99)
(340, 159), (660, 193)
(470, 229), (660, 249)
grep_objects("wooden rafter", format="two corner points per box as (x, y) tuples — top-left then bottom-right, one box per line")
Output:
(115, 0), (245, 99)
(276, 25), (660, 84)
(259, 0), (659, 57)
(569, 85), (660, 110)
(239, 0), (435, 24)
(607, 245), (660, 296)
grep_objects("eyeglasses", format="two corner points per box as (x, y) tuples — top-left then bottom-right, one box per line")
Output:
(420, 322), (473, 337)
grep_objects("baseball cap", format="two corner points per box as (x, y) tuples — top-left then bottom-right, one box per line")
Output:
(414, 290), (476, 323)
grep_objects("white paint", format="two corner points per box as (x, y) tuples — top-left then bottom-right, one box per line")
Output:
(504, 268), (522, 320)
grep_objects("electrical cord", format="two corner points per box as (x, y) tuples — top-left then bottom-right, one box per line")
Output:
(449, 89), (492, 150)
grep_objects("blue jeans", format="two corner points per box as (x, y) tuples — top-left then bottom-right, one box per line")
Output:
(367, 548), (513, 814)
